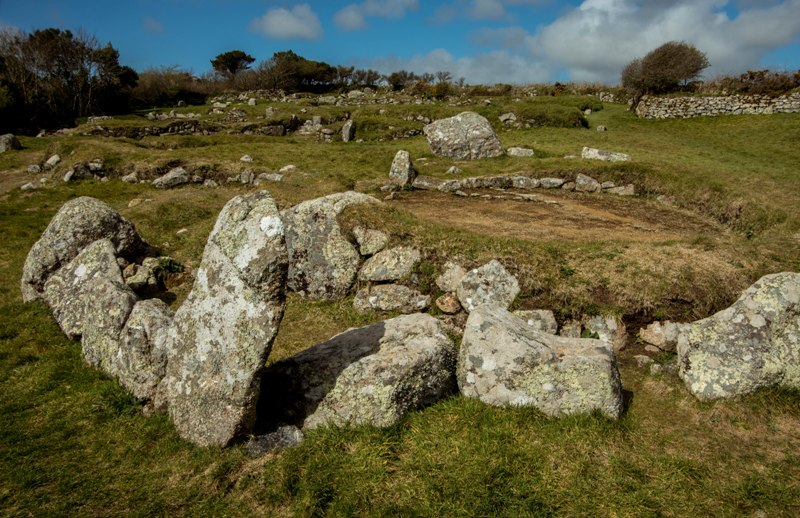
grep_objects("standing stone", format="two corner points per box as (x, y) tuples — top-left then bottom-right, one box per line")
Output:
(358, 246), (420, 282)
(456, 260), (520, 313)
(353, 284), (431, 313)
(259, 314), (457, 430)
(514, 309), (558, 334)
(677, 272), (800, 401)
(458, 305), (623, 419)
(575, 173), (601, 193)
(581, 147), (631, 162)
(156, 191), (289, 447)
(21, 196), (149, 302)
(341, 120), (356, 142)
(389, 150), (417, 187)
(282, 192), (381, 300)
(0, 133), (22, 152)
(423, 112), (505, 160)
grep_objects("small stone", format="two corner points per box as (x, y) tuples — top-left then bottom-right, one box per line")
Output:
(512, 176), (539, 190)
(27, 164), (41, 174)
(279, 165), (296, 173)
(506, 147), (535, 158)
(601, 181), (615, 190)
(596, 125), (608, 132)
(436, 293), (462, 314)
(607, 184), (636, 196)
(446, 166), (461, 175)
(562, 182), (576, 191)
(456, 260), (519, 313)
(0, 134), (22, 152)
(20, 182), (36, 191)
(203, 179), (218, 187)
(581, 146), (630, 162)
(121, 172), (138, 183)
(353, 284), (431, 313)
(246, 426), (303, 456)
(436, 262), (467, 293)
(358, 246), (421, 282)
(44, 154), (61, 169)
(240, 155), (253, 162)
(575, 173), (601, 193)
(152, 167), (189, 189)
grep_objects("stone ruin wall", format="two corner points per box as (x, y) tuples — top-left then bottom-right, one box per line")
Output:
(635, 92), (800, 119)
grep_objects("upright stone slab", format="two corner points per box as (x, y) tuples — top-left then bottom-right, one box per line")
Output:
(389, 150), (417, 187)
(678, 272), (800, 400)
(282, 191), (380, 300)
(21, 196), (149, 302)
(341, 120), (356, 142)
(423, 112), (504, 160)
(458, 305), (623, 419)
(157, 191), (288, 447)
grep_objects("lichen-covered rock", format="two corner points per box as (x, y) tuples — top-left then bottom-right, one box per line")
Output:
(677, 272), (800, 401)
(0, 133), (21, 152)
(584, 315), (627, 352)
(389, 150), (417, 187)
(436, 293), (462, 315)
(79, 277), (138, 374)
(115, 299), (174, 400)
(353, 226), (389, 256)
(259, 313), (456, 430)
(156, 191), (288, 447)
(436, 261), (467, 292)
(575, 173), (601, 193)
(512, 176), (540, 190)
(423, 112), (505, 160)
(514, 309), (558, 334)
(640, 320), (686, 352)
(506, 147), (534, 158)
(458, 305), (623, 419)
(21, 196), (149, 302)
(354, 284), (431, 313)
(456, 260), (520, 313)
(282, 191), (380, 300)
(581, 147), (630, 162)
(539, 178), (566, 189)
(152, 167), (190, 188)
(358, 246), (420, 282)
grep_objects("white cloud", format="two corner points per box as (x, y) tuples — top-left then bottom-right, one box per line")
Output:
(335, 0), (419, 31)
(471, 26), (529, 47)
(249, 4), (323, 40)
(525, 0), (800, 82)
(143, 17), (164, 34)
(434, 0), (550, 22)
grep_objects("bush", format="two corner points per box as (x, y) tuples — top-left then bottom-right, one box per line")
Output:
(621, 41), (709, 107)
(704, 69), (800, 97)
(130, 67), (212, 109)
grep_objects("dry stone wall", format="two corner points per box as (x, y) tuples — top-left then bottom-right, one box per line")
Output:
(636, 93), (800, 119)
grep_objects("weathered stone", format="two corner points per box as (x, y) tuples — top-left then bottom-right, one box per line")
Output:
(423, 112), (505, 160)
(575, 173), (601, 193)
(677, 272), (800, 401)
(87, 158), (104, 172)
(600, 181), (615, 190)
(354, 284), (431, 313)
(20, 182), (36, 191)
(121, 172), (138, 183)
(152, 167), (190, 188)
(240, 154), (253, 163)
(607, 184), (636, 196)
(114, 299), (174, 400)
(507, 147), (535, 158)
(457, 260), (520, 313)
(0, 133), (22, 152)
(597, 125), (608, 132)
(639, 321), (686, 352)
(341, 120), (356, 142)
(436, 293), (462, 314)
(584, 315), (627, 352)
(44, 154), (61, 169)
(499, 112), (517, 124)
(21, 196), (149, 302)
(513, 309), (558, 334)
(353, 226), (389, 256)
(282, 191), (380, 300)
(358, 246), (420, 282)
(581, 146), (631, 162)
(438, 179), (462, 192)
(389, 150), (417, 187)
(436, 261), (467, 292)
(458, 305), (623, 419)
(279, 164), (296, 173)
(27, 164), (41, 174)
(259, 314), (457, 430)
(512, 176), (540, 190)
(559, 319), (582, 338)
(539, 177), (566, 189)
(446, 166), (461, 175)
(411, 175), (444, 191)
(246, 426), (304, 456)
(157, 191), (288, 447)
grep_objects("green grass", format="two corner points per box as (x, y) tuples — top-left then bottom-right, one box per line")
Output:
(1, 93), (800, 516)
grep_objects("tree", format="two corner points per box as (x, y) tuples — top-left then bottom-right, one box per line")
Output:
(621, 41), (709, 107)
(211, 50), (255, 79)
(435, 70), (452, 84)
(385, 70), (418, 91)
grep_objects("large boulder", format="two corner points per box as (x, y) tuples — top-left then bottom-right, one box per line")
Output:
(0, 133), (21, 152)
(259, 313), (456, 430)
(677, 272), (800, 401)
(458, 305), (623, 419)
(456, 260), (520, 313)
(358, 246), (420, 282)
(423, 112), (505, 160)
(156, 191), (288, 447)
(282, 191), (380, 300)
(21, 196), (149, 302)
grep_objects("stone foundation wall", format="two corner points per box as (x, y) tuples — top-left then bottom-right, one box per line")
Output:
(635, 93), (800, 119)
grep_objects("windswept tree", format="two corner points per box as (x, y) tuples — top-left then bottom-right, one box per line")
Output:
(210, 50), (255, 79)
(385, 70), (418, 91)
(621, 41), (709, 108)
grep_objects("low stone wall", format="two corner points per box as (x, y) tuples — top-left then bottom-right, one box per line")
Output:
(635, 93), (800, 119)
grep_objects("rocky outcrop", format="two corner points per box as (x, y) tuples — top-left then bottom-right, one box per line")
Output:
(21, 196), (149, 302)
(458, 305), (623, 419)
(456, 260), (520, 313)
(282, 191), (380, 300)
(677, 272), (800, 401)
(156, 191), (288, 447)
(423, 112), (505, 160)
(259, 313), (456, 430)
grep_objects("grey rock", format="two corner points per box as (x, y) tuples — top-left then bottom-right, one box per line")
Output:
(562, 182), (576, 191)
(353, 226), (389, 256)
(240, 155), (253, 163)
(157, 191), (289, 447)
(584, 315), (627, 352)
(575, 173), (601, 193)
(389, 150), (417, 187)
(239, 169), (255, 184)
(539, 177), (566, 189)
(0, 133), (22, 152)
(438, 179), (463, 192)
(581, 146), (631, 162)
(639, 321), (686, 352)
(21, 196), (149, 302)
(423, 112), (505, 160)
(597, 125), (608, 132)
(436, 261), (467, 292)
(354, 284), (431, 313)
(358, 246), (420, 282)
(457, 260), (520, 313)
(499, 112), (517, 124)
(282, 191), (380, 300)
(248, 98), (257, 106)
(203, 179), (219, 187)
(341, 120), (356, 142)
(246, 426), (304, 456)
(255, 173), (284, 184)
(506, 147), (535, 158)
(436, 293), (462, 314)
(607, 184), (636, 196)
(513, 309), (558, 334)
(677, 272), (800, 401)
(260, 314), (457, 430)
(458, 305), (623, 419)
(512, 176), (540, 190)
(20, 182), (36, 191)
(411, 176), (444, 191)
(87, 158), (104, 173)
(600, 181), (615, 189)
(27, 164), (41, 174)
(559, 320), (583, 338)
(152, 167), (190, 188)
(446, 166), (462, 175)
(121, 172), (138, 183)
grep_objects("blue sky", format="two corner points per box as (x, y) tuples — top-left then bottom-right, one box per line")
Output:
(2, 1), (799, 84)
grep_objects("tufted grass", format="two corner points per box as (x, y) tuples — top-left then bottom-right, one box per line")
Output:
(1, 94), (800, 515)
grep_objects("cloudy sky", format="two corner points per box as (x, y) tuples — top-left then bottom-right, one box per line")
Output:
(2, 0), (799, 84)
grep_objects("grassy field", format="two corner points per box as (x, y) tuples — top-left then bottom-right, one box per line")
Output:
(1, 93), (799, 516)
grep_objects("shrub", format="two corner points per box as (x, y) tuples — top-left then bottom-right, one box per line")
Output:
(704, 69), (800, 97)
(621, 41), (709, 107)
